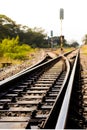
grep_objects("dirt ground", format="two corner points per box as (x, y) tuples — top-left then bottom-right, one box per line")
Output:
(0, 49), (45, 81)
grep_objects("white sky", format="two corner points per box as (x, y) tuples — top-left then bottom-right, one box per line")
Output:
(0, 0), (87, 44)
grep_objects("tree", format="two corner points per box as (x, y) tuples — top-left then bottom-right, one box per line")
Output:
(0, 14), (47, 48)
(70, 41), (79, 47)
(82, 34), (87, 44)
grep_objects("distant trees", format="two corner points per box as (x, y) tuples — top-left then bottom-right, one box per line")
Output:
(0, 14), (47, 48)
(0, 14), (17, 41)
(70, 41), (79, 47)
(0, 14), (80, 49)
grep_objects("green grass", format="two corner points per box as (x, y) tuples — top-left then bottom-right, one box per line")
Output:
(81, 45), (87, 55)
(0, 36), (37, 67)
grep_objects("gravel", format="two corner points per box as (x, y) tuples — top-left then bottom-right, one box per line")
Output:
(0, 49), (45, 81)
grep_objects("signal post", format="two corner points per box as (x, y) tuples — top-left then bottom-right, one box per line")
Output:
(59, 8), (64, 53)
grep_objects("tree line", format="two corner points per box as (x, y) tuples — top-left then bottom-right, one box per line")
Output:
(0, 14), (79, 48)
(0, 14), (47, 48)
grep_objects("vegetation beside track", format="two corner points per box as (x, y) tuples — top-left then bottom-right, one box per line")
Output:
(80, 45), (87, 55)
(0, 36), (39, 68)
(0, 14), (78, 68)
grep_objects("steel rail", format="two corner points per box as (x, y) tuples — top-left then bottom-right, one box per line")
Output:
(0, 56), (69, 129)
(0, 58), (59, 84)
(0, 50), (74, 87)
(55, 50), (79, 129)
(42, 55), (70, 129)
(13, 49), (75, 76)
(0, 54), (48, 82)
(0, 50), (76, 129)
(0, 55), (65, 103)
(11, 54), (51, 75)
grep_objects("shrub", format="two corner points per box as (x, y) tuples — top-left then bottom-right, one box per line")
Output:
(0, 36), (34, 60)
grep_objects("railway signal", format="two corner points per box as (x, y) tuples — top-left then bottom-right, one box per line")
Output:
(59, 8), (64, 52)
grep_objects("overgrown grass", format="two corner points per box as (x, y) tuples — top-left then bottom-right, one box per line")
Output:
(80, 45), (87, 55)
(0, 36), (37, 66)
(0, 36), (35, 59)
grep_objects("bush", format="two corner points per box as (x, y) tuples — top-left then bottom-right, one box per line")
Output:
(0, 36), (34, 60)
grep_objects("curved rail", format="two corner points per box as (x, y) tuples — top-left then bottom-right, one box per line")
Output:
(0, 54), (51, 82)
(0, 54), (72, 129)
(0, 49), (74, 87)
(42, 55), (70, 129)
(12, 54), (52, 75)
(55, 50), (79, 129)
(0, 55), (61, 87)
(0, 49), (78, 129)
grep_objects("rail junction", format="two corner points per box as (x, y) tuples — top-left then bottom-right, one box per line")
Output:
(0, 49), (86, 129)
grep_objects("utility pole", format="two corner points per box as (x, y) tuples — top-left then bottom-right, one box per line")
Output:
(59, 8), (64, 53)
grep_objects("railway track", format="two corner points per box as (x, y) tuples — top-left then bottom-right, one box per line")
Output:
(55, 49), (87, 129)
(62, 50), (87, 129)
(0, 53), (52, 81)
(0, 50), (79, 129)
